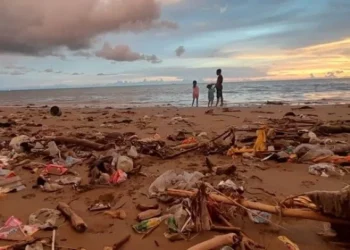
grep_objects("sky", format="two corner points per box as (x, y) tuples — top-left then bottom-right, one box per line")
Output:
(0, 0), (350, 89)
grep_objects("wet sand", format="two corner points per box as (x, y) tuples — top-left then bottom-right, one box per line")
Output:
(1, 104), (350, 250)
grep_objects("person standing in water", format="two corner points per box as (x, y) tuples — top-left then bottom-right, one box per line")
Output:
(207, 84), (215, 107)
(192, 80), (199, 107)
(215, 69), (224, 106)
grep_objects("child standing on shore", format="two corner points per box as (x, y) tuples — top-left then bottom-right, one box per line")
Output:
(192, 80), (199, 107)
(207, 84), (215, 107)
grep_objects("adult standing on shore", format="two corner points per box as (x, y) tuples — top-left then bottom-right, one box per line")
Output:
(215, 69), (224, 106)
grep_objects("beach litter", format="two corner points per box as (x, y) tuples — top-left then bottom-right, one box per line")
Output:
(0, 169), (25, 194)
(28, 208), (61, 230)
(308, 163), (344, 177)
(0, 216), (38, 241)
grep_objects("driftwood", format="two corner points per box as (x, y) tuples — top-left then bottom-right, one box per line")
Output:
(164, 128), (234, 159)
(316, 125), (350, 134)
(306, 187), (350, 219)
(172, 143), (199, 150)
(43, 136), (109, 151)
(187, 233), (237, 250)
(136, 203), (159, 211)
(57, 202), (87, 232)
(203, 163), (236, 175)
(191, 184), (212, 233)
(113, 234), (131, 250)
(167, 189), (350, 225)
(331, 144), (350, 155)
(2, 238), (38, 250)
(137, 209), (162, 221)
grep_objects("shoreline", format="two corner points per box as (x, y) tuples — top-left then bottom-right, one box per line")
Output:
(1, 101), (350, 109)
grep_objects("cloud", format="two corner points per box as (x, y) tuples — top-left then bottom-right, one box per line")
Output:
(0, 65), (34, 75)
(156, 0), (183, 5)
(10, 70), (26, 76)
(325, 70), (343, 78)
(219, 5), (228, 13)
(0, 0), (177, 56)
(126, 66), (266, 80)
(95, 42), (162, 63)
(73, 51), (92, 58)
(97, 73), (118, 76)
(325, 72), (336, 78)
(175, 46), (185, 57)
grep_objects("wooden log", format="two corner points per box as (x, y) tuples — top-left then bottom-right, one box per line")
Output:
(212, 164), (236, 175)
(137, 209), (162, 221)
(57, 202), (87, 232)
(187, 233), (237, 250)
(317, 125), (350, 134)
(2, 238), (40, 250)
(166, 189), (350, 225)
(113, 234), (131, 250)
(332, 144), (350, 155)
(43, 136), (108, 151)
(136, 203), (159, 211)
(172, 143), (198, 150)
(203, 162), (236, 175)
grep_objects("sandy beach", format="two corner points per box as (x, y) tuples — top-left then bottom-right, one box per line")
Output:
(1, 104), (350, 250)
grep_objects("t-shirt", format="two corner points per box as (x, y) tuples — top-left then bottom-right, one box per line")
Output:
(193, 86), (199, 97)
(216, 75), (223, 90)
(208, 88), (215, 100)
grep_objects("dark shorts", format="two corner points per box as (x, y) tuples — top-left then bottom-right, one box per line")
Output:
(216, 88), (223, 98)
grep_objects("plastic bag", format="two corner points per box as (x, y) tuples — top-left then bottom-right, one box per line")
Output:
(55, 176), (81, 185)
(127, 146), (138, 159)
(294, 144), (334, 162)
(25, 241), (44, 250)
(167, 199), (192, 233)
(9, 135), (30, 153)
(42, 164), (68, 176)
(253, 128), (266, 152)
(117, 156), (133, 173)
(248, 210), (271, 224)
(308, 163), (344, 177)
(42, 182), (64, 192)
(109, 169), (127, 184)
(28, 208), (61, 229)
(148, 170), (204, 200)
(300, 148), (334, 162)
(293, 144), (317, 157)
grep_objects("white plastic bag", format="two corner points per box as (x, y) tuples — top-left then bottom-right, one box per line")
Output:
(9, 135), (30, 153)
(127, 146), (138, 159)
(294, 144), (334, 162)
(308, 163), (344, 177)
(117, 155), (133, 173)
(149, 170), (204, 200)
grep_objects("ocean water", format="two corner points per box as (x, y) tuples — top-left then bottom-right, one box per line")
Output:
(0, 79), (349, 107)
